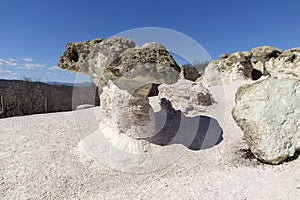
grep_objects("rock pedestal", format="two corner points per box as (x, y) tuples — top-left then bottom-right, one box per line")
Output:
(100, 82), (156, 138)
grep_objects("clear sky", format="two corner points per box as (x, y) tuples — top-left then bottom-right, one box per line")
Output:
(1, 0), (300, 83)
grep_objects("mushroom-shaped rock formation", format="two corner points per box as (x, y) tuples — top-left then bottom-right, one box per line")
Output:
(250, 46), (282, 75)
(251, 46), (282, 62)
(58, 37), (180, 139)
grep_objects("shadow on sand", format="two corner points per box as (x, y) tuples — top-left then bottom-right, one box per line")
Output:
(143, 98), (223, 151)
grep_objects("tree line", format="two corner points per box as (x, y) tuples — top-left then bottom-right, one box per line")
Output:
(0, 79), (99, 118)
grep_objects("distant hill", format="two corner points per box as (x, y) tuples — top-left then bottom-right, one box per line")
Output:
(46, 81), (92, 87)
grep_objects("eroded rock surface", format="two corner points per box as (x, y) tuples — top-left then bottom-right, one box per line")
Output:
(202, 45), (300, 86)
(203, 51), (253, 86)
(58, 37), (135, 86)
(264, 47), (300, 79)
(232, 78), (300, 164)
(58, 37), (180, 138)
(158, 79), (215, 117)
(251, 46), (282, 63)
(179, 65), (201, 82)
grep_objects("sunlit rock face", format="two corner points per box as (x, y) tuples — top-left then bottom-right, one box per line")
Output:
(263, 47), (300, 79)
(58, 37), (135, 86)
(251, 46), (300, 80)
(158, 79), (215, 117)
(232, 78), (300, 164)
(58, 37), (180, 138)
(202, 45), (300, 86)
(202, 51), (253, 86)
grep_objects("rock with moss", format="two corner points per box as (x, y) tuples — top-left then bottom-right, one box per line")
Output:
(58, 37), (135, 86)
(104, 42), (180, 86)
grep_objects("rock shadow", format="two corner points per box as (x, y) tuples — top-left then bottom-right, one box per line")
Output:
(143, 98), (223, 150)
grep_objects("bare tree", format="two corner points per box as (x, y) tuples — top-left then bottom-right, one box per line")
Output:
(0, 95), (4, 116)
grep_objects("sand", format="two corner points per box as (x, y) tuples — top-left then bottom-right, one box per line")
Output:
(0, 82), (299, 199)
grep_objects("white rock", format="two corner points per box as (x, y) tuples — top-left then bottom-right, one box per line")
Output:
(232, 78), (300, 164)
(158, 79), (215, 117)
(100, 83), (156, 139)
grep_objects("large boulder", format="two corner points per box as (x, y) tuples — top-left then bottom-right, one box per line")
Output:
(158, 79), (215, 117)
(179, 65), (202, 82)
(202, 51), (253, 86)
(232, 78), (300, 164)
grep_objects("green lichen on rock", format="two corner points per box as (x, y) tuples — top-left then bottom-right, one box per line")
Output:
(105, 43), (180, 84)
(58, 38), (104, 73)
(58, 38), (180, 87)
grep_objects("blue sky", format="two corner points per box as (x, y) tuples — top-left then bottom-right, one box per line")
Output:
(1, 0), (300, 83)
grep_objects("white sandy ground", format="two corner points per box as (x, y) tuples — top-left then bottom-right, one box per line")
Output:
(0, 82), (300, 199)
